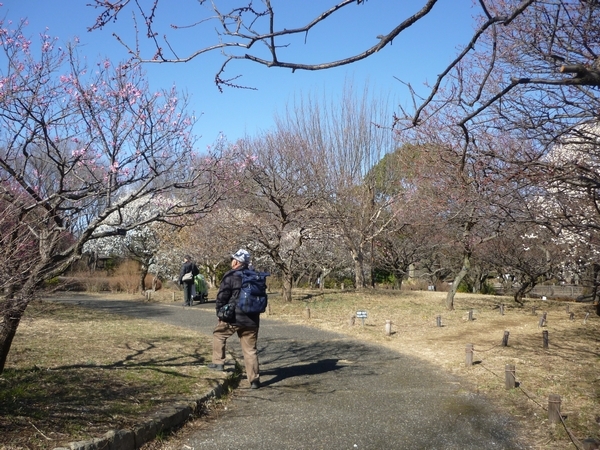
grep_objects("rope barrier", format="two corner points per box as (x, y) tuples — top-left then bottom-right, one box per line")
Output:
(472, 343), (501, 353)
(475, 353), (584, 449)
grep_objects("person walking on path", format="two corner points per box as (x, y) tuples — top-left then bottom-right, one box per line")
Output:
(209, 249), (261, 389)
(179, 255), (199, 307)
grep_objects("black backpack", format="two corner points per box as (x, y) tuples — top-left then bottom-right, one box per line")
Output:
(237, 269), (270, 314)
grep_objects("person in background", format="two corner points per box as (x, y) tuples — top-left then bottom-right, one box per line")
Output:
(208, 249), (261, 389)
(179, 255), (199, 307)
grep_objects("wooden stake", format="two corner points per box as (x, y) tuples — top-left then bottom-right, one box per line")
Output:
(548, 394), (561, 423)
(304, 307), (311, 319)
(465, 344), (474, 366)
(385, 320), (392, 336)
(543, 330), (549, 349)
(502, 331), (510, 347)
(436, 315), (442, 327)
(505, 364), (516, 389)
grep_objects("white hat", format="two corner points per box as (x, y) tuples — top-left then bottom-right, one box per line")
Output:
(231, 249), (251, 264)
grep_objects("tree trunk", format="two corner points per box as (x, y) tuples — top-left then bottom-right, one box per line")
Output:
(139, 265), (149, 292)
(513, 281), (531, 305)
(393, 274), (403, 290)
(208, 264), (218, 288)
(319, 268), (331, 292)
(591, 264), (600, 316)
(0, 296), (29, 374)
(282, 275), (293, 302)
(352, 249), (365, 289)
(446, 252), (471, 311)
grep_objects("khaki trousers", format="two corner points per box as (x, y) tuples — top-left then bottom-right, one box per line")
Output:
(212, 321), (260, 383)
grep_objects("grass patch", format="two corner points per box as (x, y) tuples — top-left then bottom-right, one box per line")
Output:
(262, 289), (600, 450)
(1, 300), (221, 449)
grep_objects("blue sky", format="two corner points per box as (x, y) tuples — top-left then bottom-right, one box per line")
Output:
(2, 1), (477, 152)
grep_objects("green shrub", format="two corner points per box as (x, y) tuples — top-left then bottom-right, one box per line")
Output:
(44, 277), (60, 287)
(456, 279), (472, 293)
(480, 282), (496, 295)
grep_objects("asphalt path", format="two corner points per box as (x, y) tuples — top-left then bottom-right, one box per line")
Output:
(56, 295), (528, 450)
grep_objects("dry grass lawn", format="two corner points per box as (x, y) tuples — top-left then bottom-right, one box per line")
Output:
(0, 298), (227, 450)
(1, 288), (599, 450)
(263, 289), (600, 450)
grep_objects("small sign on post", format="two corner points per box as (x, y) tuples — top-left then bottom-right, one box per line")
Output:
(356, 310), (368, 326)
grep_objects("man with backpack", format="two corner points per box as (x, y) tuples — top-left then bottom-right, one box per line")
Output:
(208, 249), (266, 389)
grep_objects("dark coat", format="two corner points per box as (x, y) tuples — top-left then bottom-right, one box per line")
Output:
(179, 261), (199, 284)
(216, 267), (260, 328)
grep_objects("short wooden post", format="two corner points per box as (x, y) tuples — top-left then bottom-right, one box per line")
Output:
(465, 344), (474, 366)
(584, 312), (590, 324)
(499, 304), (504, 315)
(505, 364), (516, 389)
(436, 315), (442, 327)
(385, 320), (392, 336)
(538, 312), (547, 328)
(502, 331), (510, 347)
(304, 307), (311, 319)
(543, 330), (549, 349)
(569, 312), (574, 321)
(566, 304), (570, 313)
(548, 394), (562, 423)
(468, 309), (474, 321)
(266, 303), (272, 316)
(348, 314), (355, 326)
(532, 306), (537, 315)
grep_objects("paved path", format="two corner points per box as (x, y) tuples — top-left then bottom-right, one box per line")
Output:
(57, 295), (527, 450)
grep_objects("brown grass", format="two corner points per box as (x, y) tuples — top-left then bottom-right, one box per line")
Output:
(0, 298), (225, 450)
(2, 288), (598, 450)
(262, 289), (600, 450)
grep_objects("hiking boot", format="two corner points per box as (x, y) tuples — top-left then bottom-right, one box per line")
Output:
(250, 380), (261, 389)
(207, 363), (224, 371)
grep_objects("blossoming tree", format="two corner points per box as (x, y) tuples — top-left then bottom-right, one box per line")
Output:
(0, 21), (226, 373)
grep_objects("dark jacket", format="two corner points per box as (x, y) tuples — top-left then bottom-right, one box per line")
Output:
(216, 267), (260, 328)
(179, 261), (199, 284)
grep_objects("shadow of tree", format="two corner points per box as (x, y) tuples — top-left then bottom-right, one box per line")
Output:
(0, 340), (217, 444)
(51, 341), (207, 376)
